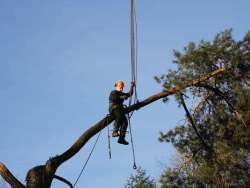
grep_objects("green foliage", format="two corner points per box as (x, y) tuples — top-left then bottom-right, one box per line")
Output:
(160, 168), (206, 188)
(156, 29), (250, 187)
(125, 167), (156, 188)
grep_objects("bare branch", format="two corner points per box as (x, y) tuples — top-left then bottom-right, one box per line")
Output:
(53, 175), (73, 188)
(179, 94), (211, 150)
(198, 84), (247, 127)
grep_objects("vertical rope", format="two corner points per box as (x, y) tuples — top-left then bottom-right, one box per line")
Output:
(127, 115), (137, 169)
(130, 0), (138, 92)
(128, 0), (138, 170)
(129, 0), (138, 104)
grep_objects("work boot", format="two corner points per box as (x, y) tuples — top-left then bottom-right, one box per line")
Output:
(118, 138), (129, 145)
(112, 130), (119, 137)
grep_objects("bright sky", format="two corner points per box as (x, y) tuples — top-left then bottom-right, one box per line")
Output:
(1, 1), (249, 188)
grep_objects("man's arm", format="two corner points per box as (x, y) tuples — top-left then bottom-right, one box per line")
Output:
(120, 93), (130, 100)
(120, 82), (135, 100)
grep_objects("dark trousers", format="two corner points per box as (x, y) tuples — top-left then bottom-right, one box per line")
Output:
(111, 107), (128, 139)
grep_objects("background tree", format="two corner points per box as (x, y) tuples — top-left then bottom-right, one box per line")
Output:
(125, 167), (156, 188)
(156, 29), (250, 187)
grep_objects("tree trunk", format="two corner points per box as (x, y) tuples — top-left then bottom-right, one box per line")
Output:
(0, 68), (225, 188)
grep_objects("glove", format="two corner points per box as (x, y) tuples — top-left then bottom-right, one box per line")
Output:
(131, 82), (135, 87)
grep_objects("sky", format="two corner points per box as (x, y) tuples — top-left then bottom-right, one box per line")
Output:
(0, 0), (249, 188)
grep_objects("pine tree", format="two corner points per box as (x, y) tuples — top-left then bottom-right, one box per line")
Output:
(125, 167), (156, 188)
(157, 29), (250, 187)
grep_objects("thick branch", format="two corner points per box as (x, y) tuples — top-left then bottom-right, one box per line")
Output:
(54, 115), (114, 166)
(0, 162), (25, 188)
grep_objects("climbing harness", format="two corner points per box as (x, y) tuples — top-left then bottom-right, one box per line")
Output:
(73, 130), (102, 187)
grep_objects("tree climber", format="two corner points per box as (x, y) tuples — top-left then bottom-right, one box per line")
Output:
(109, 80), (135, 145)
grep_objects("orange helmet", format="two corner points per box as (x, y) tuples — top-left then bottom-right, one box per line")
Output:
(115, 80), (124, 87)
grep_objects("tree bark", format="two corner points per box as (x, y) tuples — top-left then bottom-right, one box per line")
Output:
(1, 68), (224, 188)
(0, 162), (25, 188)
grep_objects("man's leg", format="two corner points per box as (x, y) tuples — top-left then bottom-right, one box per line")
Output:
(111, 108), (124, 137)
(113, 121), (119, 132)
(118, 114), (129, 145)
(112, 121), (119, 137)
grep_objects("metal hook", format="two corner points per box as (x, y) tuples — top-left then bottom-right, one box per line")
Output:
(133, 163), (137, 170)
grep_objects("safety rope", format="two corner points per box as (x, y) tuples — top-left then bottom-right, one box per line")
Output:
(73, 130), (102, 187)
(127, 114), (137, 169)
(107, 124), (112, 159)
(130, 0), (138, 101)
(127, 0), (138, 170)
